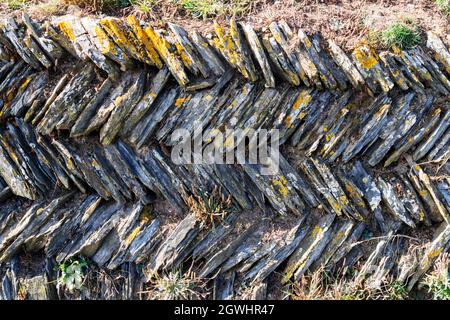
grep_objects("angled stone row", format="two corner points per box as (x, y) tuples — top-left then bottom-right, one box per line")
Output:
(2, 116), (450, 228)
(0, 14), (449, 94)
(1, 189), (449, 299)
(1, 59), (449, 168)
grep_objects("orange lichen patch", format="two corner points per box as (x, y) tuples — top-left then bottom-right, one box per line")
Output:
(298, 111), (307, 120)
(284, 115), (293, 128)
(344, 182), (365, 209)
(427, 248), (443, 261)
(175, 97), (188, 108)
(353, 43), (379, 69)
(292, 90), (312, 110)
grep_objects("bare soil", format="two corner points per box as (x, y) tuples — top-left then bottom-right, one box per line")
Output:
(1, 0), (448, 50)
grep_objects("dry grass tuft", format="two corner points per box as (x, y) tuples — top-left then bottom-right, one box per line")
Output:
(421, 253), (450, 300)
(288, 265), (409, 300)
(186, 186), (232, 228)
(147, 267), (206, 300)
(61, 0), (129, 12)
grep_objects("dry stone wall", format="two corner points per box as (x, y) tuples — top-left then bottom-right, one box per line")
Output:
(0, 12), (449, 299)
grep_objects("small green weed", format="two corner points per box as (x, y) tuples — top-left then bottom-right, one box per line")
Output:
(57, 257), (89, 292)
(380, 22), (421, 50)
(435, 0), (450, 15)
(421, 253), (450, 300)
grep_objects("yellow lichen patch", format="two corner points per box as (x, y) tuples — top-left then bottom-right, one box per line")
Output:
(335, 231), (346, 242)
(419, 210), (425, 221)
(353, 44), (379, 69)
(303, 36), (312, 49)
(282, 265), (297, 284)
(433, 108), (442, 117)
(144, 25), (189, 86)
(125, 207), (152, 246)
(114, 94), (125, 107)
(94, 25), (117, 55)
(223, 135), (235, 148)
(6, 76), (32, 103)
(292, 90), (312, 110)
(227, 99), (238, 109)
(1, 139), (19, 163)
(209, 128), (222, 144)
(213, 22), (237, 66)
(175, 42), (193, 70)
(272, 176), (289, 198)
(392, 45), (405, 58)
(345, 183), (366, 209)
(213, 21), (251, 79)
(140, 206), (152, 224)
(338, 195), (350, 206)
(17, 76), (32, 91)
(311, 225), (323, 238)
(127, 15), (163, 68)
(65, 157), (75, 171)
(125, 226), (141, 246)
(58, 21), (75, 42)
(374, 104), (390, 119)
(100, 17), (147, 63)
(100, 18), (130, 48)
(272, 32), (282, 46)
(391, 69), (400, 78)
(328, 196), (342, 215)
(229, 18), (241, 49)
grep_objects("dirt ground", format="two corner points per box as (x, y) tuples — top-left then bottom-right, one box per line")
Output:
(0, 0), (448, 50)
